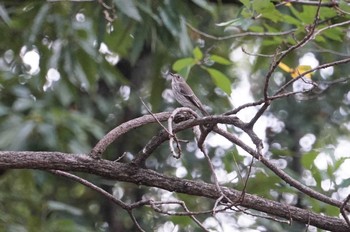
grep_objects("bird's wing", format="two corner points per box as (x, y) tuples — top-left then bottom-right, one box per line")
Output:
(180, 83), (208, 115)
(178, 82), (194, 97)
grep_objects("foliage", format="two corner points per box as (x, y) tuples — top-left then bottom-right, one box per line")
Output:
(0, 0), (350, 231)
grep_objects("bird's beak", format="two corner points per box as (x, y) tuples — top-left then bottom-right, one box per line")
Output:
(166, 71), (175, 80)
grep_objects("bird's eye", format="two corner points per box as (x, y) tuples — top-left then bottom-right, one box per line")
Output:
(176, 75), (181, 79)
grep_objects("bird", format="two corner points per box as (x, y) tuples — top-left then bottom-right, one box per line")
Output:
(168, 72), (209, 116)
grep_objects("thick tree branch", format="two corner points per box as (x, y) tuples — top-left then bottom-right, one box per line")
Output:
(0, 151), (348, 231)
(88, 110), (348, 218)
(89, 112), (171, 159)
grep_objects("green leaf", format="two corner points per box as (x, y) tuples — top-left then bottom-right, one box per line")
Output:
(322, 28), (343, 42)
(296, 5), (316, 24)
(241, 8), (253, 19)
(177, 66), (191, 79)
(206, 68), (232, 95)
(178, 16), (193, 53)
(192, 47), (203, 61)
(283, 15), (301, 27)
(314, 34), (326, 43)
(339, 178), (350, 188)
(301, 150), (318, 168)
(334, 157), (349, 171)
(263, 23), (279, 32)
(113, 0), (141, 21)
(172, 57), (195, 72)
(289, 5), (303, 22)
(29, 4), (51, 44)
(319, 7), (337, 19)
(136, 2), (161, 23)
(252, 0), (282, 23)
(0, 4), (10, 26)
(216, 18), (241, 27)
(249, 25), (264, 32)
(210, 55), (232, 65)
(252, 0), (274, 13)
(159, 7), (178, 35)
(191, 0), (215, 14)
(340, 0), (350, 13)
(240, 0), (251, 8)
(262, 37), (283, 46)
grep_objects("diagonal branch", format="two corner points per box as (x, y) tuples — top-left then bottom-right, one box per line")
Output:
(247, 0), (323, 129)
(213, 127), (350, 213)
(89, 112), (171, 159)
(129, 114), (349, 218)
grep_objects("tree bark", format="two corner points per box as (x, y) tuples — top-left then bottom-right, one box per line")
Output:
(0, 151), (348, 232)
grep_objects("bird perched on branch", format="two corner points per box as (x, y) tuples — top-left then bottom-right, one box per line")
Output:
(168, 72), (209, 116)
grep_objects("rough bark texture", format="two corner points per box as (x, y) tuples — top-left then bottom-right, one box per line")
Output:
(0, 151), (348, 232)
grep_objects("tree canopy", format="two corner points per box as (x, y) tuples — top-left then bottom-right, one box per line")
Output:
(1, 0), (350, 231)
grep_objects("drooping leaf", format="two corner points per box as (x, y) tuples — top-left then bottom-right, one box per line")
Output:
(283, 14), (301, 26)
(215, 18), (241, 27)
(252, 0), (282, 23)
(206, 68), (232, 95)
(29, 4), (51, 44)
(321, 27), (344, 42)
(240, 0), (251, 8)
(0, 4), (10, 26)
(192, 47), (203, 61)
(278, 63), (313, 79)
(291, 65), (313, 79)
(319, 7), (338, 19)
(172, 58), (195, 72)
(158, 6), (178, 36)
(178, 16), (193, 53)
(210, 55), (232, 65)
(191, 0), (215, 14)
(301, 150), (318, 168)
(298, 5), (317, 24)
(339, 178), (350, 188)
(113, 0), (141, 21)
(278, 62), (292, 73)
(334, 157), (349, 171)
(249, 25), (264, 32)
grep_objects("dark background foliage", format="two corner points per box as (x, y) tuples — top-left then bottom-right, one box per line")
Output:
(1, 0), (350, 231)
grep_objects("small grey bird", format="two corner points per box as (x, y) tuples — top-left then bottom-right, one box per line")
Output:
(168, 72), (209, 116)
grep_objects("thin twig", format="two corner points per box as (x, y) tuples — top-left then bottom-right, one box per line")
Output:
(186, 22), (296, 41)
(274, 57), (350, 96)
(224, 101), (265, 115)
(48, 170), (129, 208)
(201, 146), (234, 213)
(264, 46), (282, 100)
(168, 107), (199, 158)
(305, 210), (311, 232)
(312, 19), (350, 39)
(239, 157), (254, 202)
(140, 97), (171, 134)
(213, 127), (350, 211)
(48, 170), (146, 231)
(246, 0), (323, 128)
(128, 211), (146, 232)
(150, 200), (209, 231)
(114, 152), (127, 162)
(340, 194), (350, 228)
(241, 46), (276, 58)
(286, 0), (338, 7)
(334, 3), (350, 15)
